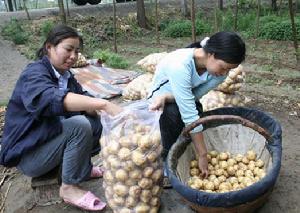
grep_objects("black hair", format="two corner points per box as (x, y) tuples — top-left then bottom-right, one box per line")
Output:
(36, 24), (83, 59)
(186, 31), (246, 64)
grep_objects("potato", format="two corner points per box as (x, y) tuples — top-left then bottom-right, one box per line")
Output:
(120, 208), (131, 213)
(108, 140), (120, 155)
(255, 159), (265, 168)
(152, 185), (161, 196)
(143, 167), (154, 178)
(227, 166), (236, 176)
(113, 194), (125, 205)
(132, 133), (142, 145)
(227, 158), (237, 166)
(235, 154), (243, 162)
(118, 147), (132, 161)
(245, 170), (254, 178)
(141, 189), (152, 203)
(209, 150), (218, 158)
(138, 178), (153, 189)
(219, 152), (229, 161)
(138, 135), (152, 150)
(204, 181), (215, 190)
(115, 169), (128, 182)
(208, 175), (217, 182)
(129, 185), (142, 197)
(236, 170), (244, 177)
(219, 182), (232, 191)
(104, 170), (114, 182)
(218, 175), (227, 183)
(132, 150), (146, 166)
(219, 160), (228, 169)
(119, 137), (133, 148)
(135, 204), (151, 213)
(149, 207), (159, 213)
(190, 168), (200, 176)
(150, 197), (160, 207)
(246, 150), (257, 161)
(213, 178), (220, 189)
(242, 156), (250, 165)
(151, 169), (163, 182)
(125, 179), (136, 186)
(129, 169), (142, 179)
(215, 168), (224, 176)
(211, 158), (219, 166)
(190, 160), (198, 168)
(113, 184), (128, 197)
(125, 196), (137, 208)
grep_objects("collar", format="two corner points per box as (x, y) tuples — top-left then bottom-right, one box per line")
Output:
(51, 65), (71, 80)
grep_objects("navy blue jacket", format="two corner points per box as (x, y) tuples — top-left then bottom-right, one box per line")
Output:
(0, 56), (88, 167)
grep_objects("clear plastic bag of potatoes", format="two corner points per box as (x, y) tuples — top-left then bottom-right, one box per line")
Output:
(100, 100), (163, 213)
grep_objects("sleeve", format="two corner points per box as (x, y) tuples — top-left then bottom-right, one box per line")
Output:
(21, 67), (69, 118)
(166, 64), (203, 133)
(193, 75), (226, 99)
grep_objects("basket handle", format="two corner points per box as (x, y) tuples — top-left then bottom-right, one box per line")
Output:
(183, 114), (272, 141)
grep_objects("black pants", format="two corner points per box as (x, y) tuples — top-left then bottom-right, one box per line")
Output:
(159, 102), (203, 160)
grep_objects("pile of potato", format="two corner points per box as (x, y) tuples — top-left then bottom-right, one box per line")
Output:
(101, 120), (163, 213)
(137, 52), (168, 73)
(122, 73), (153, 100)
(187, 150), (266, 193)
(216, 65), (246, 94)
(200, 90), (246, 112)
(72, 53), (88, 68)
(200, 65), (247, 111)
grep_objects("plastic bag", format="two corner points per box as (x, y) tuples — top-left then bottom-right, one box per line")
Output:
(100, 100), (163, 213)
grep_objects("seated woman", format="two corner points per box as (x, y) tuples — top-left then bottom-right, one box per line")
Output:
(0, 25), (122, 211)
(149, 31), (246, 179)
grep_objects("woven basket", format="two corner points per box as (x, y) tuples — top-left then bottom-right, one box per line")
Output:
(167, 107), (282, 213)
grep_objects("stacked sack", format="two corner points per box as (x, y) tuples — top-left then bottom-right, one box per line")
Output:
(122, 73), (153, 100)
(100, 105), (163, 213)
(72, 53), (88, 68)
(136, 52), (168, 74)
(200, 65), (246, 111)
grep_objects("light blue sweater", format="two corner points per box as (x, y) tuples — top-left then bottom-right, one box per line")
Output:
(148, 48), (226, 133)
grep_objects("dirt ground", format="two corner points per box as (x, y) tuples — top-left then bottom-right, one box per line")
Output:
(0, 15), (300, 213)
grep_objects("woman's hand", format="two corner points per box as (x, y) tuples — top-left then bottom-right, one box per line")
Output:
(103, 102), (123, 116)
(149, 94), (174, 111)
(198, 154), (209, 178)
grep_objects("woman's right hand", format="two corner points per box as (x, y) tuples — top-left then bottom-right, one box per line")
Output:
(103, 101), (123, 116)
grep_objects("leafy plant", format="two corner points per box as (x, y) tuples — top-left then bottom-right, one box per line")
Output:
(93, 50), (129, 69)
(40, 20), (55, 38)
(1, 18), (29, 44)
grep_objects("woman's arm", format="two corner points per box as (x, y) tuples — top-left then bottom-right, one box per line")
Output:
(190, 132), (209, 178)
(63, 92), (122, 116)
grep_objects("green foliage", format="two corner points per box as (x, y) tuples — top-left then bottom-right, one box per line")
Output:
(259, 19), (300, 40)
(1, 19), (29, 44)
(163, 19), (211, 38)
(40, 20), (55, 38)
(93, 50), (129, 69)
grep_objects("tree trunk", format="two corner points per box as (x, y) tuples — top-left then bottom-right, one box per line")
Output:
(271, 0), (277, 11)
(113, 0), (117, 53)
(35, 0), (39, 9)
(180, 0), (189, 17)
(65, 0), (70, 17)
(4, 0), (9, 11)
(214, 0), (219, 32)
(219, 0), (223, 10)
(7, 0), (14, 11)
(288, 0), (299, 67)
(191, 0), (196, 43)
(255, 0), (261, 40)
(23, 0), (31, 20)
(155, 0), (160, 44)
(58, 0), (66, 24)
(137, 0), (147, 29)
(12, 0), (17, 10)
(234, 0), (238, 31)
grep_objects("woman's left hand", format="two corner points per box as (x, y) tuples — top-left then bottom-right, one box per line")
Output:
(149, 94), (174, 111)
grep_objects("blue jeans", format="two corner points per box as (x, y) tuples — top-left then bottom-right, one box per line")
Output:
(17, 115), (102, 185)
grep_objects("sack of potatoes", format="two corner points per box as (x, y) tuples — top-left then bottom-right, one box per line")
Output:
(137, 52), (168, 73)
(100, 101), (163, 213)
(72, 53), (88, 68)
(216, 65), (245, 94)
(122, 73), (154, 101)
(200, 90), (246, 112)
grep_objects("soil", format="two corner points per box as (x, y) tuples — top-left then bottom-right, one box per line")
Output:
(0, 12), (300, 213)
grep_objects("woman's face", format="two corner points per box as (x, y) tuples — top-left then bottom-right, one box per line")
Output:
(206, 53), (238, 76)
(47, 37), (80, 72)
